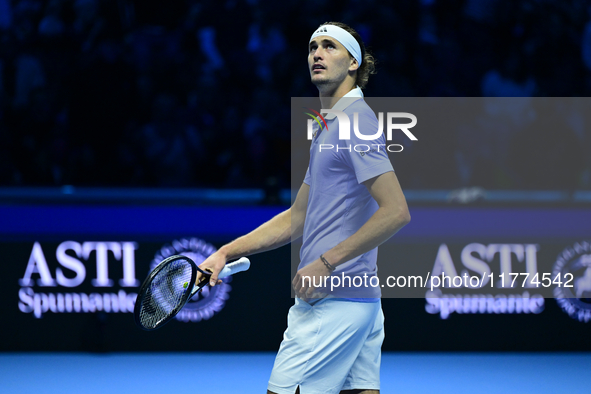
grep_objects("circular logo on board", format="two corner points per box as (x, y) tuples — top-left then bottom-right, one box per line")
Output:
(151, 238), (231, 323)
(552, 240), (591, 323)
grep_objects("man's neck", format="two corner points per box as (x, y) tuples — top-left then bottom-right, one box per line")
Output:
(318, 81), (356, 109)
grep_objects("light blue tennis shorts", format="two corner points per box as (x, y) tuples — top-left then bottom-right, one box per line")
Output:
(267, 297), (384, 394)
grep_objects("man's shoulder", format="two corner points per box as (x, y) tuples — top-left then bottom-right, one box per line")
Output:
(343, 98), (375, 118)
(342, 98), (378, 128)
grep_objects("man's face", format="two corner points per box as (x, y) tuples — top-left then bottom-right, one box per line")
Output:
(308, 35), (358, 87)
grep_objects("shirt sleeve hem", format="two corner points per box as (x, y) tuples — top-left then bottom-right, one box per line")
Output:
(355, 162), (394, 184)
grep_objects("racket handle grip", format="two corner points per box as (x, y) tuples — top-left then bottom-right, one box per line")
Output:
(218, 257), (250, 279)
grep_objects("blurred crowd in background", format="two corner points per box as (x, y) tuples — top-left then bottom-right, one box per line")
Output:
(0, 0), (590, 190)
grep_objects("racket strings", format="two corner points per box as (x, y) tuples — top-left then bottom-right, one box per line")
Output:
(138, 260), (193, 329)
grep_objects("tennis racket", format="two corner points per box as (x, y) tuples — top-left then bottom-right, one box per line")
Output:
(134, 255), (250, 331)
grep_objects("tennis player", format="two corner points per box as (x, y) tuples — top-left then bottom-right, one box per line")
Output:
(198, 22), (410, 394)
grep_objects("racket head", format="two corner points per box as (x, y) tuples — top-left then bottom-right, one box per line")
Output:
(134, 255), (201, 331)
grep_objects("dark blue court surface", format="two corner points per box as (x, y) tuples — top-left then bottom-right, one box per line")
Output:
(1, 352), (589, 393)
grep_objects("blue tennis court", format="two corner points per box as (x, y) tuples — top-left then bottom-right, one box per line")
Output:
(2, 352), (589, 393)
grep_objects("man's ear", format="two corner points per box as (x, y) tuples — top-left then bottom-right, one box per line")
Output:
(349, 57), (359, 72)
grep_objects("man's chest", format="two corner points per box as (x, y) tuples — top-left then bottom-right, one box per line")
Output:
(308, 122), (355, 187)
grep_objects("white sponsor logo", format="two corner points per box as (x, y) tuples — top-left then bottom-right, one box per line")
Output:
(18, 241), (139, 318)
(425, 243), (545, 319)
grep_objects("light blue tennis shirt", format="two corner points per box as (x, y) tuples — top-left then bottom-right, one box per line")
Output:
(301, 87), (394, 299)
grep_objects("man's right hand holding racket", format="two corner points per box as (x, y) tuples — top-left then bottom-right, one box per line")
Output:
(195, 250), (228, 288)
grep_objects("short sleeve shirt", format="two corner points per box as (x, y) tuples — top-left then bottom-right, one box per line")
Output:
(301, 88), (394, 298)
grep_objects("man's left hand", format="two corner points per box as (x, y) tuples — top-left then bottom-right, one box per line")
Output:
(292, 258), (333, 301)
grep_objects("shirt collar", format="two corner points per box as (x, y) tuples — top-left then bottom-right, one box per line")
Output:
(323, 86), (364, 120)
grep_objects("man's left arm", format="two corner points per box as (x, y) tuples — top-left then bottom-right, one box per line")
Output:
(293, 171), (410, 298)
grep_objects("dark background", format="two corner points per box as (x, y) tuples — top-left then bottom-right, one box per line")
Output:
(1, 0), (591, 190)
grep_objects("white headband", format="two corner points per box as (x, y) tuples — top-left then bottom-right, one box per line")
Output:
(309, 24), (363, 66)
